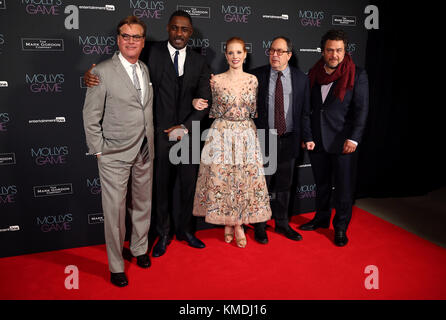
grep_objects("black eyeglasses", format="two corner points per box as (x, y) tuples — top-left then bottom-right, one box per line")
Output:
(120, 33), (145, 41)
(268, 48), (290, 56)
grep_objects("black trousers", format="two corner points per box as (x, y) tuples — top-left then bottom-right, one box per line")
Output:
(309, 150), (358, 231)
(255, 134), (296, 230)
(153, 137), (198, 237)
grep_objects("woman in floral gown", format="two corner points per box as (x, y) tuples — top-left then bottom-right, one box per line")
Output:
(193, 37), (271, 248)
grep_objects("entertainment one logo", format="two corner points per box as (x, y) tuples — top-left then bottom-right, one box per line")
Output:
(21, 0), (63, 15)
(130, 0), (165, 19)
(297, 184), (316, 199)
(222, 5), (251, 23)
(31, 146), (69, 166)
(36, 213), (73, 232)
(25, 73), (64, 93)
(86, 177), (101, 195)
(0, 185), (17, 204)
(0, 112), (10, 132)
(188, 38), (209, 56)
(79, 35), (115, 55)
(298, 10), (325, 27)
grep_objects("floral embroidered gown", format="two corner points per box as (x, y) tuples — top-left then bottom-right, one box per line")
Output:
(193, 73), (272, 225)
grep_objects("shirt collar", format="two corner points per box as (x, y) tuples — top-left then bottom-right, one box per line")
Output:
(118, 52), (139, 70)
(270, 65), (290, 78)
(167, 41), (187, 56)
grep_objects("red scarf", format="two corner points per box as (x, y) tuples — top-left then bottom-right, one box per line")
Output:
(308, 53), (355, 102)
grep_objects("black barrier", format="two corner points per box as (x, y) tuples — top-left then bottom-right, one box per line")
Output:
(0, 0), (374, 257)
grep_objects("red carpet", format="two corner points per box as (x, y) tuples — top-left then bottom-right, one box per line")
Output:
(1, 207), (445, 300)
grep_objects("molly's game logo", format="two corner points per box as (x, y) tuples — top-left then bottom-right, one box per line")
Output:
(79, 35), (115, 55)
(21, 0), (63, 15)
(298, 10), (325, 27)
(222, 5), (251, 23)
(25, 73), (64, 93)
(130, 0), (165, 19)
(0, 185), (17, 204)
(36, 213), (73, 233)
(31, 146), (68, 166)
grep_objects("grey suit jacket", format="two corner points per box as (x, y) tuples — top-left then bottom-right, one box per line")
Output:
(83, 52), (154, 162)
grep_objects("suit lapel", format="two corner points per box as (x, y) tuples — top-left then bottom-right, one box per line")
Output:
(141, 62), (151, 108)
(112, 53), (142, 106)
(180, 47), (193, 99)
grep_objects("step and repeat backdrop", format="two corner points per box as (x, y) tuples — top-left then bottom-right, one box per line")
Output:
(0, 0), (373, 257)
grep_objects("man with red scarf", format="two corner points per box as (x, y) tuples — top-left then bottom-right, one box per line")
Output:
(299, 30), (369, 246)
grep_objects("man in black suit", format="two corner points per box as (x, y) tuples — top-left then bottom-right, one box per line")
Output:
(299, 29), (369, 246)
(250, 36), (311, 244)
(148, 10), (211, 257)
(84, 10), (211, 257)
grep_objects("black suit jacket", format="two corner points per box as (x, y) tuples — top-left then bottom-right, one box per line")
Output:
(147, 41), (211, 137)
(303, 67), (369, 154)
(251, 65), (311, 161)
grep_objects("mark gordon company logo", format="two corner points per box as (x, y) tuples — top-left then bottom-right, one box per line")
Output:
(0, 153), (16, 165)
(221, 42), (252, 53)
(177, 5), (210, 18)
(88, 213), (104, 224)
(22, 38), (64, 51)
(33, 183), (73, 197)
(332, 15), (357, 26)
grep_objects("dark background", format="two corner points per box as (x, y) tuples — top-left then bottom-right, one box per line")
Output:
(1, 0), (442, 258)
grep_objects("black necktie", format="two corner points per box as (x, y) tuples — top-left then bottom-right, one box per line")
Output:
(274, 71), (286, 136)
(174, 50), (179, 77)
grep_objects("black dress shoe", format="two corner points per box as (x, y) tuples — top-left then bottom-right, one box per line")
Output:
(275, 225), (303, 241)
(136, 254), (151, 268)
(152, 235), (171, 257)
(177, 233), (206, 249)
(334, 229), (349, 247)
(254, 226), (268, 244)
(299, 217), (330, 231)
(110, 272), (128, 287)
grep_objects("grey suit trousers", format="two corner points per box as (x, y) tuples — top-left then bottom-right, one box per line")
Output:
(98, 149), (153, 273)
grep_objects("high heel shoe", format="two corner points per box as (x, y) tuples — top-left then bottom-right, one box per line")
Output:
(224, 226), (234, 243)
(234, 225), (247, 248)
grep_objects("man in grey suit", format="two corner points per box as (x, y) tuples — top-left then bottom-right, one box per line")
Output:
(83, 16), (154, 287)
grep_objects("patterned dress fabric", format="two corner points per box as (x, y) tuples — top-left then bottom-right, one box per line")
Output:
(193, 73), (272, 225)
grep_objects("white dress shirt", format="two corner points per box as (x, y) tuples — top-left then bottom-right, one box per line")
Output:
(167, 41), (187, 77)
(118, 52), (145, 102)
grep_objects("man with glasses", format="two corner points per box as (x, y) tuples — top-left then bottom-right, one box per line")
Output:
(83, 16), (154, 287)
(85, 10), (211, 258)
(251, 36), (311, 244)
